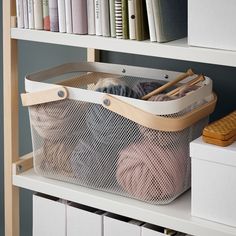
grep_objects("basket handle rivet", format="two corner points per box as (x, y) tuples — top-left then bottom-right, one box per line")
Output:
(122, 68), (126, 73)
(103, 99), (110, 106)
(164, 74), (169, 79)
(58, 90), (65, 98)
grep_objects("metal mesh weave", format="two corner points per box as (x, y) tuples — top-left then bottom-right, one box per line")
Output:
(28, 72), (209, 204)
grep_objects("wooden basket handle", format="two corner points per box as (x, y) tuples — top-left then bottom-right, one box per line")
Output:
(102, 93), (217, 132)
(21, 86), (68, 106)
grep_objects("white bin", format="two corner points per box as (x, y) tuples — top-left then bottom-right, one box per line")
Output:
(67, 203), (104, 236)
(190, 137), (236, 227)
(104, 213), (143, 236)
(142, 223), (167, 236)
(33, 193), (66, 236)
(188, 0), (236, 51)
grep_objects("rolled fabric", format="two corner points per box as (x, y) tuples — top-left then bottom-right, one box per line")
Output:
(30, 99), (86, 140)
(116, 141), (188, 202)
(35, 137), (76, 177)
(70, 140), (117, 187)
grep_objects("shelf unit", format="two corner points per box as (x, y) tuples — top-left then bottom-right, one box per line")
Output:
(4, 1), (236, 236)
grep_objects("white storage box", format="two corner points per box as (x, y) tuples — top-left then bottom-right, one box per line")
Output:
(22, 62), (216, 205)
(33, 193), (66, 236)
(188, 0), (236, 51)
(104, 213), (143, 236)
(142, 223), (167, 236)
(190, 137), (236, 227)
(67, 203), (104, 236)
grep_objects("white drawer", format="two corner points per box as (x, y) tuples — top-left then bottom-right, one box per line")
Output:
(33, 193), (66, 236)
(67, 203), (104, 236)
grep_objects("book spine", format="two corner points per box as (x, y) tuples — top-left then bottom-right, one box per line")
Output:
(152, 0), (161, 42)
(28, 0), (35, 29)
(34, 0), (43, 29)
(16, 0), (24, 28)
(23, 0), (29, 28)
(94, 0), (102, 35)
(42, 0), (50, 30)
(65, 0), (72, 33)
(115, 0), (122, 39)
(134, 0), (142, 40)
(48, 0), (59, 31)
(122, 0), (128, 39)
(71, 0), (88, 34)
(101, 0), (110, 36)
(145, 0), (156, 41)
(87, 0), (95, 35)
(109, 0), (116, 37)
(128, 0), (135, 39)
(58, 0), (66, 32)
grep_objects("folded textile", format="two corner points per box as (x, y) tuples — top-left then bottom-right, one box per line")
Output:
(30, 99), (86, 140)
(116, 141), (188, 202)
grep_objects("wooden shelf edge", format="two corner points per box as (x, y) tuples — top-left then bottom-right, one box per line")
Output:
(13, 168), (236, 236)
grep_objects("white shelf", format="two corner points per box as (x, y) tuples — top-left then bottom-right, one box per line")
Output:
(11, 28), (236, 67)
(13, 168), (236, 236)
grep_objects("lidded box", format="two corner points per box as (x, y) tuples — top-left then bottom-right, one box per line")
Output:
(190, 137), (236, 227)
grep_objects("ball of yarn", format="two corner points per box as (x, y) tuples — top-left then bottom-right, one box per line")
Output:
(87, 80), (141, 147)
(35, 137), (76, 177)
(132, 81), (163, 98)
(116, 141), (188, 202)
(30, 99), (86, 140)
(70, 140), (117, 187)
(139, 94), (189, 146)
(95, 77), (139, 98)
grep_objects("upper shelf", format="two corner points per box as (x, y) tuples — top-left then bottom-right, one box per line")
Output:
(11, 28), (236, 68)
(13, 168), (236, 236)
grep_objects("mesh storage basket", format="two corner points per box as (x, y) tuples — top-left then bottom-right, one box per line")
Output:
(22, 62), (217, 204)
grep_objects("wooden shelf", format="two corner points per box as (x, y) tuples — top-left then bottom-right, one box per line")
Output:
(13, 168), (236, 236)
(11, 28), (236, 68)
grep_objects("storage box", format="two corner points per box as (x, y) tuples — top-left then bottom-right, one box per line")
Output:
(142, 223), (167, 236)
(188, 0), (236, 51)
(67, 203), (104, 236)
(22, 62), (216, 205)
(190, 137), (236, 227)
(104, 213), (143, 236)
(33, 193), (66, 236)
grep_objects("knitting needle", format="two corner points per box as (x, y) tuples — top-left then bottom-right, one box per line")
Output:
(141, 69), (194, 100)
(166, 74), (205, 97)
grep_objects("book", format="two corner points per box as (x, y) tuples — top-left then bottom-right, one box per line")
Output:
(128, 0), (135, 39)
(48, 0), (59, 31)
(65, 0), (73, 33)
(134, 0), (149, 41)
(58, 0), (66, 32)
(152, 0), (187, 42)
(34, 0), (43, 29)
(109, 0), (116, 37)
(87, 0), (95, 34)
(42, 0), (50, 30)
(28, 0), (35, 29)
(115, 0), (122, 39)
(101, 0), (110, 37)
(122, 0), (128, 39)
(71, 0), (88, 34)
(94, 0), (102, 35)
(16, 0), (24, 28)
(145, 0), (156, 41)
(23, 0), (29, 28)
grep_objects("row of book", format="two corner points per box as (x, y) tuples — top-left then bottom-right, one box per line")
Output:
(16, 0), (187, 42)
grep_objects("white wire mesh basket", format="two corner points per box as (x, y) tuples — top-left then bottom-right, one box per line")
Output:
(22, 62), (217, 204)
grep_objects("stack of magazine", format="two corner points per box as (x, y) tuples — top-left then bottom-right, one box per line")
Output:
(16, 0), (187, 42)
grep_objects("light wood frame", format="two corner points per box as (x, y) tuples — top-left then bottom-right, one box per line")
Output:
(3, 1), (99, 234)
